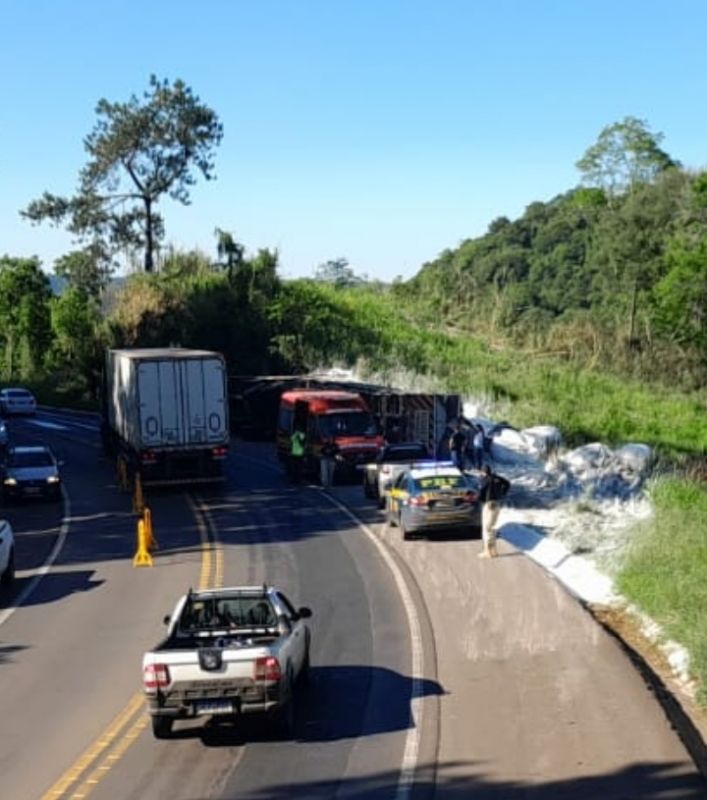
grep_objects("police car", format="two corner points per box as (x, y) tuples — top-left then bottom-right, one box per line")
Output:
(385, 461), (481, 540)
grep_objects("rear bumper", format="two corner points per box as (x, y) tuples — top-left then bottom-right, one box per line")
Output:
(146, 684), (284, 718)
(403, 507), (481, 532)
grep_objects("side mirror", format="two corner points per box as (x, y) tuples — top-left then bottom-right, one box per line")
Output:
(163, 615), (170, 626)
(297, 606), (312, 619)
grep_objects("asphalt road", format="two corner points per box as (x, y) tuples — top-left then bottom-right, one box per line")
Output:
(0, 412), (704, 799)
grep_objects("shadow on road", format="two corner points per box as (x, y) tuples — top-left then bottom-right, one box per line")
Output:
(216, 758), (707, 799)
(165, 664), (444, 746)
(0, 569), (103, 609)
(0, 642), (29, 665)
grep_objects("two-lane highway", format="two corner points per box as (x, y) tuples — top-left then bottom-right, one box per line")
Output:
(1, 412), (705, 798)
(0, 413), (436, 800)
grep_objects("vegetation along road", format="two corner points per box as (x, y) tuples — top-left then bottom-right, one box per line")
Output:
(0, 412), (704, 799)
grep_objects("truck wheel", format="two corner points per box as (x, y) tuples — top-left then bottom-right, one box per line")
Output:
(273, 676), (295, 738)
(402, 520), (412, 541)
(151, 715), (173, 739)
(377, 493), (386, 510)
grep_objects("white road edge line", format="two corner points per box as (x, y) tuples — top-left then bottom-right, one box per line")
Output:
(321, 490), (423, 800)
(0, 485), (72, 629)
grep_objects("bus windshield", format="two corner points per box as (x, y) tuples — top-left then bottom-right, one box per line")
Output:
(317, 411), (378, 438)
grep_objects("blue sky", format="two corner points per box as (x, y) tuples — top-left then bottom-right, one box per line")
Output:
(2, 0), (707, 282)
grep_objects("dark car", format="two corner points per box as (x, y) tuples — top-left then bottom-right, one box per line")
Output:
(386, 463), (481, 540)
(1, 445), (62, 502)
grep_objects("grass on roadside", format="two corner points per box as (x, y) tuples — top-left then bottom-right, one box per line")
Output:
(616, 478), (707, 704)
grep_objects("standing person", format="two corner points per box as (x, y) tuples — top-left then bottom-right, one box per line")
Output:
(471, 425), (485, 470)
(478, 465), (510, 558)
(289, 427), (306, 483)
(319, 436), (339, 488)
(449, 423), (467, 472)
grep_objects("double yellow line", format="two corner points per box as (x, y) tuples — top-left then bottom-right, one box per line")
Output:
(39, 496), (222, 800)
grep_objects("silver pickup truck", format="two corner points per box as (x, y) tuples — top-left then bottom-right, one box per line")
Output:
(142, 585), (312, 738)
(363, 442), (430, 508)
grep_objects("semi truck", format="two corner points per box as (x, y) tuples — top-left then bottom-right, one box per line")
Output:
(101, 348), (230, 486)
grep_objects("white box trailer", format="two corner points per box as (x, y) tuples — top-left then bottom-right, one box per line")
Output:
(102, 348), (229, 485)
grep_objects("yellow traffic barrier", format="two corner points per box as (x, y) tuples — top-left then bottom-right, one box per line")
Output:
(132, 518), (153, 567)
(132, 472), (145, 514)
(144, 507), (159, 551)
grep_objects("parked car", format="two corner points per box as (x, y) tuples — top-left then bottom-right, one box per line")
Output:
(0, 387), (37, 417)
(362, 442), (430, 507)
(1, 445), (62, 502)
(0, 519), (15, 587)
(386, 462), (481, 540)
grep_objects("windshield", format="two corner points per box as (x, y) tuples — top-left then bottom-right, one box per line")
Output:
(8, 451), (54, 468)
(179, 596), (277, 631)
(317, 411), (378, 438)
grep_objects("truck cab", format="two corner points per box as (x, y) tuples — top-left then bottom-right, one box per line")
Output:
(277, 389), (383, 481)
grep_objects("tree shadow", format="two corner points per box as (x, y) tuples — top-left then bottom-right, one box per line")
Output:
(214, 758), (707, 799)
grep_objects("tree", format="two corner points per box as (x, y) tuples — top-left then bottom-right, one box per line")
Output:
(23, 76), (223, 272)
(53, 245), (113, 298)
(0, 257), (53, 378)
(214, 228), (245, 283)
(313, 258), (362, 288)
(576, 116), (677, 199)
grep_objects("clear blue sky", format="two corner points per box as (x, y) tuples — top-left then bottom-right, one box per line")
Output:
(3, 0), (707, 282)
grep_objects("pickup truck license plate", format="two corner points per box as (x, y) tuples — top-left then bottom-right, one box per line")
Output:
(195, 700), (233, 715)
(24, 486), (41, 495)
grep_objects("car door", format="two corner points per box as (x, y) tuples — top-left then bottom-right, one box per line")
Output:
(388, 472), (408, 522)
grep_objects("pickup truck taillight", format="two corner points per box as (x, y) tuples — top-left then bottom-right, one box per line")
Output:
(461, 491), (479, 504)
(408, 495), (428, 507)
(144, 663), (171, 692)
(140, 450), (158, 464)
(211, 446), (228, 459)
(253, 656), (282, 682)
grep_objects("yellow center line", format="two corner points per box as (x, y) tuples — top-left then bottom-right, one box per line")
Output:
(39, 693), (144, 800)
(38, 495), (217, 799)
(68, 713), (150, 800)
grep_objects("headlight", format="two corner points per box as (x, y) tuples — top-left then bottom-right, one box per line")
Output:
(46, 475), (60, 484)
(3, 478), (17, 486)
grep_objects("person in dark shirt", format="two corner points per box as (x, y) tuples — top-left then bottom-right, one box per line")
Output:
(478, 465), (510, 558)
(449, 423), (467, 471)
(319, 437), (339, 488)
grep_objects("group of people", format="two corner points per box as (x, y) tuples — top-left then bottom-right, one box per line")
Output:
(289, 421), (510, 560)
(448, 422), (486, 471)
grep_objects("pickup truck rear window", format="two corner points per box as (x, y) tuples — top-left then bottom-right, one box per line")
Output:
(180, 597), (276, 631)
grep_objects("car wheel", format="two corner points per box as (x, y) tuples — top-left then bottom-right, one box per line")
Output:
(1, 548), (15, 587)
(273, 676), (295, 738)
(151, 715), (173, 739)
(401, 520), (412, 541)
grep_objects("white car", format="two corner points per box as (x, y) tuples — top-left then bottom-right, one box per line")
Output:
(0, 388), (37, 416)
(0, 519), (15, 587)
